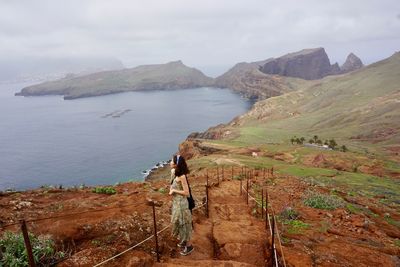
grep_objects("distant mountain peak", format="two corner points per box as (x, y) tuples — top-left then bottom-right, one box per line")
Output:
(341, 53), (364, 73)
(168, 60), (184, 65)
(280, 47), (325, 59)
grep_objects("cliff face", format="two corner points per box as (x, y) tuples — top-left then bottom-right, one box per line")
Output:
(258, 48), (365, 80)
(16, 61), (214, 100)
(341, 53), (364, 73)
(260, 48), (341, 80)
(215, 48), (364, 100)
(215, 59), (308, 100)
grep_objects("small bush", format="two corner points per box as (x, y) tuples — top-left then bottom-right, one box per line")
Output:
(284, 220), (309, 234)
(92, 187), (116, 195)
(346, 204), (362, 214)
(304, 191), (344, 210)
(232, 174), (245, 180)
(280, 207), (299, 221)
(0, 231), (64, 266)
(157, 187), (167, 194)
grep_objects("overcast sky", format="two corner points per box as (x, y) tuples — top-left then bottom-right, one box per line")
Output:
(1, 0), (399, 77)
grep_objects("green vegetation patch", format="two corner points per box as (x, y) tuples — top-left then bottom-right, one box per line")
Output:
(232, 174), (245, 180)
(304, 191), (345, 210)
(278, 208), (308, 234)
(284, 220), (310, 234)
(157, 187), (167, 194)
(279, 165), (336, 178)
(346, 203), (364, 214)
(309, 171), (400, 206)
(279, 207), (300, 221)
(384, 214), (400, 228)
(92, 186), (117, 195)
(0, 231), (64, 266)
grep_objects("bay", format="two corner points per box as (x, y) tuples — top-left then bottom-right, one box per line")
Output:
(0, 82), (251, 190)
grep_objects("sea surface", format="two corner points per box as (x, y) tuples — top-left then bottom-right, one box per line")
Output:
(0, 82), (251, 190)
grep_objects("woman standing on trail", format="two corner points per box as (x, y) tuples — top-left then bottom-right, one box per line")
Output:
(169, 154), (194, 256)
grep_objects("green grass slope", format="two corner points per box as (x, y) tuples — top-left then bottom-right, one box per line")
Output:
(234, 52), (400, 151)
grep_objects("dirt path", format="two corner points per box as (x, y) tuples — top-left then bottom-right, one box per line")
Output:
(155, 178), (268, 266)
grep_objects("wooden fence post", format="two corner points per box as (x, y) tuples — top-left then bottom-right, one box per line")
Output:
(246, 177), (249, 205)
(261, 189), (264, 219)
(265, 190), (269, 229)
(21, 220), (36, 267)
(206, 185), (209, 218)
(147, 200), (162, 262)
(217, 167), (219, 185)
(152, 204), (160, 262)
(271, 214), (275, 267)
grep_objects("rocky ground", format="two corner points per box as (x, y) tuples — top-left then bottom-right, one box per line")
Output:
(1, 147), (399, 266)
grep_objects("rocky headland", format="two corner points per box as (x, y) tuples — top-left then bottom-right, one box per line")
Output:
(15, 61), (213, 100)
(259, 48), (363, 80)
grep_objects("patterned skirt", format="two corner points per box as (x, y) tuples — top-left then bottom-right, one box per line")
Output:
(171, 195), (193, 242)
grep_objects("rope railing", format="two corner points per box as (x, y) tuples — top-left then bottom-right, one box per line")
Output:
(0, 200), (156, 230)
(1, 166), (283, 267)
(240, 168), (287, 267)
(0, 172), (211, 267)
(93, 201), (207, 267)
(91, 167), (243, 265)
(93, 203), (206, 267)
(241, 184), (279, 267)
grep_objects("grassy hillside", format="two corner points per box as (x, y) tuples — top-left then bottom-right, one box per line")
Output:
(226, 52), (400, 155)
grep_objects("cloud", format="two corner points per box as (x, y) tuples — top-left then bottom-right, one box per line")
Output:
(0, 0), (399, 76)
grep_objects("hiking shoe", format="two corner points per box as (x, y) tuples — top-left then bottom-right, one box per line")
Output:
(177, 241), (186, 248)
(180, 245), (194, 256)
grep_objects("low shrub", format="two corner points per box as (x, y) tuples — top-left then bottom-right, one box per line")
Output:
(158, 187), (167, 194)
(304, 191), (344, 210)
(92, 187), (116, 195)
(346, 204), (363, 214)
(0, 231), (64, 266)
(284, 220), (309, 234)
(232, 174), (245, 180)
(280, 207), (300, 221)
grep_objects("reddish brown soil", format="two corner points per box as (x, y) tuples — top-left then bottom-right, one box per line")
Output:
(248, 171), (400, 267)
(0, 180), (172, 266)
(1, 167), (399, 266)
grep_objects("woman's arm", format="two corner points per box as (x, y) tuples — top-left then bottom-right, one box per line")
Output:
(169, 175), (189, 196)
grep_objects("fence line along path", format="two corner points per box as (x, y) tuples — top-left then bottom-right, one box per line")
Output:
(155, 170), (269, 267)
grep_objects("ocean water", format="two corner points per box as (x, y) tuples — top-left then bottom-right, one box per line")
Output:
(0, 82), (251, 190)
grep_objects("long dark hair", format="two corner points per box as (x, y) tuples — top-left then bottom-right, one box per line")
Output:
(173, 154), (190, 177)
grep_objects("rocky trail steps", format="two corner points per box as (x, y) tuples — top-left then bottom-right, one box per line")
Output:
(155, 179), (270, 267)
